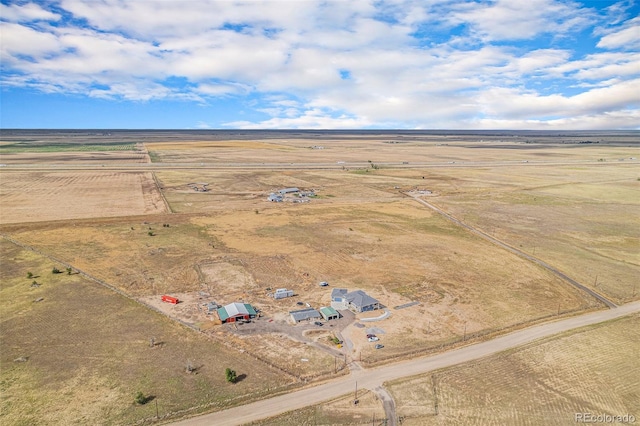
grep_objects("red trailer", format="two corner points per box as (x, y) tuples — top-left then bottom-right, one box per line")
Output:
(161, 295), (179, 304)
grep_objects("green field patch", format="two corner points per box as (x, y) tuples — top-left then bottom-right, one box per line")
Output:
(0, 142), (137, 153)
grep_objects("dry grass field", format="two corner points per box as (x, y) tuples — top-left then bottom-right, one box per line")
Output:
(247, 389), (386, 426)
(398, 162), (640, 303)
(0, 131), (637, 424)
(386, 313), (640, 425)
(0, 171), (166, 223)
(0, 239), (293, 426)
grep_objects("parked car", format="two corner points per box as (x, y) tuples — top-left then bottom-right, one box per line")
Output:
(319, 281), (329, 287)
(314, 321), (324, 326)
(368, 336), (379, 342)
(375, 344), (384, 349)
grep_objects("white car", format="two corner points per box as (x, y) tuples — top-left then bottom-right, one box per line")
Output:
(368, 336), (379, 342)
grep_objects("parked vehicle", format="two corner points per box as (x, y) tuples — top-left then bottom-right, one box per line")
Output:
(314, 321), (324, 326)
(375, 344), (384, 349)
(319, 281), (329, 287)
(368, 336), (379, 342)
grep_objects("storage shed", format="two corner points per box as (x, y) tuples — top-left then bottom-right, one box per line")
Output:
(274, 288), (294, 299)
(278, 187), (299, 194)
(319, 306), (340, 321)
(289, 308), (321, 323)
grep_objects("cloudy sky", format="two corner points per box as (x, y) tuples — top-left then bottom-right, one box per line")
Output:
(1, 0), (638, 129)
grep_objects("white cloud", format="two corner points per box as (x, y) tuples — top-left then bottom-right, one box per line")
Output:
(446, 0), (595, 41)
(597, 17), (640, 49)
(0, 3), (60, 22)
(1, 0), (638, 129)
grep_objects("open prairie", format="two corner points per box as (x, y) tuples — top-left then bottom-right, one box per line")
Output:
(386, 313), (640, 425)
(0, 130), (637, 424)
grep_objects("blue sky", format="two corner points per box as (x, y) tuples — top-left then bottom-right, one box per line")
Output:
(1, 0), (638, 129)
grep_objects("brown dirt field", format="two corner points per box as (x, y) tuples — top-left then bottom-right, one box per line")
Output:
(0, 239), (293, 426)
(387, 313), (640, 425)
(146, 138), (638, 166)
(0, 150), (148, 164)
(0, 171), (167, 224)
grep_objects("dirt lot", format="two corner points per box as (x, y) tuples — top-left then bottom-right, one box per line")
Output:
(0, 171), (167, 223)
(386, 313), (640, 425)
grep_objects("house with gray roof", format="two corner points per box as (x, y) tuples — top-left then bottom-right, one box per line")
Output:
(345, 290), (381, 313)
(330, 288), (381, 313)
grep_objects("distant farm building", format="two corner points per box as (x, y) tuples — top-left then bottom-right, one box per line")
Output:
(330, 289), (380, 313)
(320, 306), (340, 321)
(289, 307), (322, 323)
(273, 288), (294, 299)
(217, 302), (257, 323)
(278, 187), (299, 194)
(268, 193), (283, 202)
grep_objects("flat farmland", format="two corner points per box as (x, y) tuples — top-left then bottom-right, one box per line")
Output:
(0, 171), (167, 223)
(1, 131), (638, 424)
(391, 162), (639, 303)
(386, 313), (640, 425)
(3, 188), (598, 364)
(0, 239), (293, 426)
(144, 139), (637, 166)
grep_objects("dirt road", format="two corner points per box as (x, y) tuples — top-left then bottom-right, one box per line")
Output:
(171, 301), (640, 426)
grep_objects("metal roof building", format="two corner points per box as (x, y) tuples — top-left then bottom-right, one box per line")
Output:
(289, 307), (321, 323)
(217, 302), (257, 323)
(319, 306), (340, 321)
(278, 187), (300, 194)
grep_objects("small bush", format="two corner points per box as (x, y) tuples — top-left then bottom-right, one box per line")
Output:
(225, 368), (237, 383)
(27, 272), (33, 279)
(52, 267), (61, 274)
(134, 391), (147, 405)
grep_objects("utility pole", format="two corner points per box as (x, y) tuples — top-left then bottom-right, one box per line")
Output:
(354, 381), (358, 404)
(463, 322), (467, 341)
